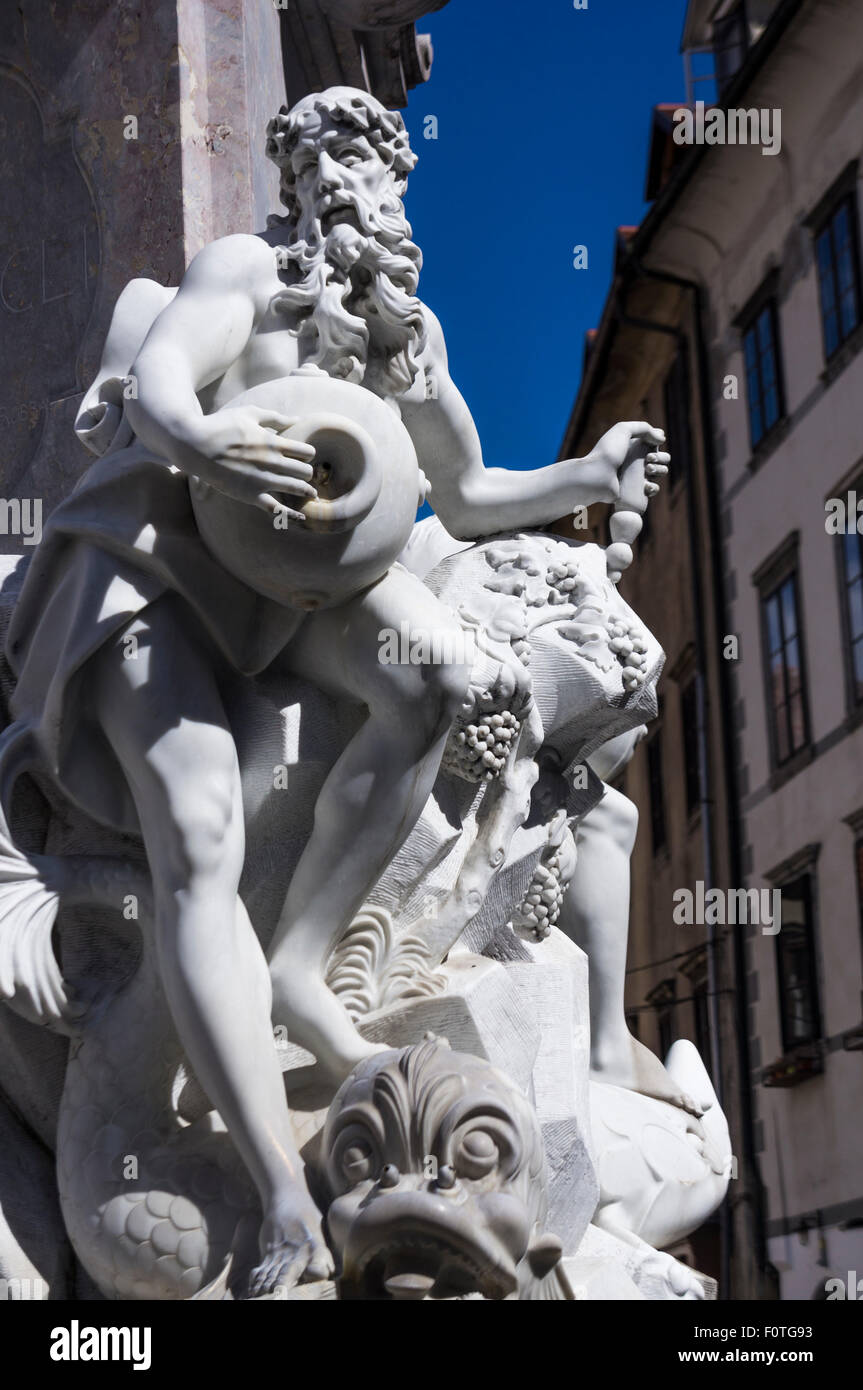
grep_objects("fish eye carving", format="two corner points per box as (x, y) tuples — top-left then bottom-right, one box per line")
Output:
(333, 1127), (381, 1186)
(454, 1129), (500, 1180)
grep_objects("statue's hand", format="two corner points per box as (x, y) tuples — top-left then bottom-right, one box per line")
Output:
(577, 421), (669, 506)
(178, 407), (318, 522)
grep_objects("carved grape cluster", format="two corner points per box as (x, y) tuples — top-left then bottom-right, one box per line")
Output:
(513, 844), (567, 942)
(442, 710), (520, 783)
(607, 620), (648, 691)
(545, 559), (582, 600)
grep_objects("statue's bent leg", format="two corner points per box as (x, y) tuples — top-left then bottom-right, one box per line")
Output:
(269, 567), (472, 1081)
(91, 596), (332, 1291)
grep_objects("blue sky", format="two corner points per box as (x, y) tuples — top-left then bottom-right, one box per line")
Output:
(402, 0), (690, 468)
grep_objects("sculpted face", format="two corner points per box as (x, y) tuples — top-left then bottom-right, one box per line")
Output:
(291, 122), (397, 240)
(321, 1039), (563, 1300)
(267, 88), (425, 394)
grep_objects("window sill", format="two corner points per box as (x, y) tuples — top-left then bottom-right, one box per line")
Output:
(768, 742), (814, 794)
(762, 1044), (824, 1088)
(746, 416), (791, 476)
(820, 320), (863, 390)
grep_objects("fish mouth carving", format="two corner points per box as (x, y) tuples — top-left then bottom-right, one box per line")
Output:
(337, 1198), (520, 1301)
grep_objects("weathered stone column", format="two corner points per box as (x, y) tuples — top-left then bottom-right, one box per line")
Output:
(0, 0), (285, 520)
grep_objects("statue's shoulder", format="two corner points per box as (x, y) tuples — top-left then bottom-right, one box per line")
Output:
(418, 301), (448, 370)
(184, 233), (279, 293)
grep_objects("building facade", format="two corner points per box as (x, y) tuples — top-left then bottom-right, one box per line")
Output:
(562, 0), (863, 1298)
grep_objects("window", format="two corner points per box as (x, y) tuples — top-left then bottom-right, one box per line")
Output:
(761, 572), (809, 766)
(838, 520), (863, 704)
(713, 3), (748, 96)
(742, 300), (784, 449)
(663, 346), (692, 485)
(647, 731), (666, 855)
(815, 194), (862, 361)
(775, 875), (822, 1051)
(680, 677), (701, 816)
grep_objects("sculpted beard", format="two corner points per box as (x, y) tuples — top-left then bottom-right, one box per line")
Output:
(274, 186), (427, 398)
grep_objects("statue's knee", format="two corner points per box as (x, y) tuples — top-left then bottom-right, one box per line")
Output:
(160, 770), (241, 887)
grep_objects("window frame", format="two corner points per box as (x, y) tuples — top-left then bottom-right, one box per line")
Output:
(754, 535), (811, 774)
(773, 871), (822, 1054)
(813, 190), (863, 364)
(663, 343), (693, 489)
(832, 476), (863, 713)
(740, 294), (786, 453)
(646, 727), (667, 856)
(680, 675), (701, 818)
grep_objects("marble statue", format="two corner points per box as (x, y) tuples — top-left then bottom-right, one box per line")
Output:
(0, 85), (730, 1302)
(323, 1036), (569, 1300)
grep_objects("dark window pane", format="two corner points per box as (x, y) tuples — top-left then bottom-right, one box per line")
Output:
(763, 571), (808, 765)
(840, 516), (863, 706)
(763, 383), (779, 432)
(766, 594), (782, 654)
(663, 348), (692, 485)
(780, 577), (797, 638)
(743, 300), (783, 448)
(757, 307), (773, 351)
(770, 653), (788, 715)
(775, 876), (821, 1050)
(848, 575), (863, 641)
(647, 734), (666, 854)
(681, 679), (700, 816)
(834, 201), (850, 244)
(843, 530), (862, 585)
(816, 197), (862, 357)
(784, 637), (801, 696)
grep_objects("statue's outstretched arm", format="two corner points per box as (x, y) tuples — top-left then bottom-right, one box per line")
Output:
(402, 308), (668, 540)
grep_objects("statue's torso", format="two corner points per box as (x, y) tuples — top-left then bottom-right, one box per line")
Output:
(197, 241), (432, 418)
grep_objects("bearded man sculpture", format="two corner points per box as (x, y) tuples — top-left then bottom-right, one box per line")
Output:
(0, 87), (669, 1294)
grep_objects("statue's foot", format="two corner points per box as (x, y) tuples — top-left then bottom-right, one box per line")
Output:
(271, 964), (389, 1088)
(283, 1037), (390, 1095)
(249, 1192), (334, 1298)
(591, 1034), (704, 1117)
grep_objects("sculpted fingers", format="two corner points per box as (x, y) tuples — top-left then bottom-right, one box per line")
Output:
(226, 440), (316, 479)
(624, 421), (667, 448)
(643, 450), (670, 500)
(228, 463), (316, 497)
(241, 408), (302, 434)
(645, 451), (670, 475)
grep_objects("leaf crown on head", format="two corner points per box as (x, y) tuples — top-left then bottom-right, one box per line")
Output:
(266, 86), (417, 212)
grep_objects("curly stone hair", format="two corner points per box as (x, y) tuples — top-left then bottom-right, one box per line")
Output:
(265, 86), (417, 213)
